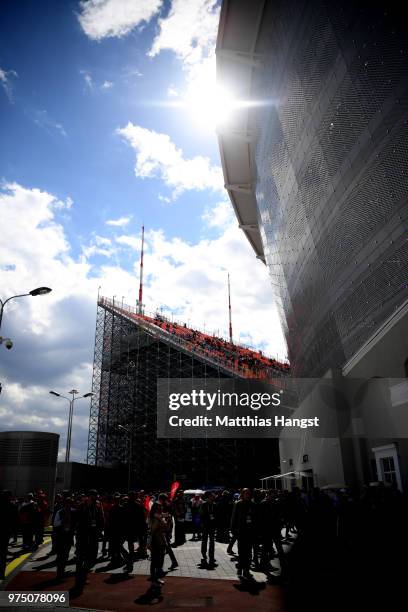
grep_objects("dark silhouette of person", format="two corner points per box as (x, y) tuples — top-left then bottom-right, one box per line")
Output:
(53, 496), (77, 580)
(231, 488), (256, 580)
(0, 490), (18, 580)
(200, 491), (218, 566)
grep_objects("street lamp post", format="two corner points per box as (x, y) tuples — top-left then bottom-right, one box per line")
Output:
(50, 392), (70, 461)
(0, 287), (52, 331)
(118, 423), (146, 491)
(50, 389), (93, 486)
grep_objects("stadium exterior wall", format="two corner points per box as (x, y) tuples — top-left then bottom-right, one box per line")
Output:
(217, 0), (408, 490)
(279, 301), (408, 491)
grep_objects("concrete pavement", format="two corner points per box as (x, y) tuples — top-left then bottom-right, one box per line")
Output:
(4, 537), (292, 611)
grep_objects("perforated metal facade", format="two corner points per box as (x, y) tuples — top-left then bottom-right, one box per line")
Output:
(250, 0), (408, 376)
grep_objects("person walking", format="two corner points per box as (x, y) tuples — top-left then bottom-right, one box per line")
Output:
(19, 493), (37, 551)
(34, 490), (49, 549)
(101, 494), (113, 558)
(148, 503), (167, 587)
(54, 496), (76, 580)
(172, 490), (186, 547)
(123, 491), (146, 572)
(200, 491), (218, 567)
(190, 494), (203, 541)
(216, 490), (233, 543)
(259, 491), (285, 571)
(155, 494), (178, 571)
(75, 490), (104, 588)
(231, 488), (256, 580)
(0, 490), (18, 580)
(137, 493), (149, 559)
(108, 494), (124, 568)
(51, 494), (63, 555)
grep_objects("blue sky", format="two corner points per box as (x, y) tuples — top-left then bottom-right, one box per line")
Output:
(0, 0), (286, 461)
(1, 0), (222, 253)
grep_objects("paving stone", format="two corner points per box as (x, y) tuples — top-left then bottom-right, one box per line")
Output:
(22, 538), (286, 582)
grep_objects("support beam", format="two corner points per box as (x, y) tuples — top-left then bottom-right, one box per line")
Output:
(225, 183), (252, 194)
(217, 128), (254, 143)
(239, 223), (259, 230)
(216, 47), (264, 68)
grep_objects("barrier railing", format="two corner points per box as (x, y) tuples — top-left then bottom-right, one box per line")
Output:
(99, 297), (289, 380)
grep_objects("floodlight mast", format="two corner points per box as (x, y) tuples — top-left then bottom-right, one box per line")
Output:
(228, 273), (233, 344)
(138, 225), (145, 315)
(49, 389), (93, 466)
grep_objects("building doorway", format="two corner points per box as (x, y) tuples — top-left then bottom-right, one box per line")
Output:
(372, 444), (402, 491)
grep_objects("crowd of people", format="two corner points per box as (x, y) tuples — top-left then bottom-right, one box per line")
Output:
(0, 489), (50, 579)
(1, 482), (406, 596)
(0, 483), (407, 610)
(138, 312), (290, 377)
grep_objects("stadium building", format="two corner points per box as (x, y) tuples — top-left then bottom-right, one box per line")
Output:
(217, 0), (408, 490)
(87, 297), (288, 489)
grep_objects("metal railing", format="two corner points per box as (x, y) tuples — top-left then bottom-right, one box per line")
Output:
(99, 297), (289, 380)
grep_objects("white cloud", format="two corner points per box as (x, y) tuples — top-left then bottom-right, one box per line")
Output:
(202, 200), (234, 229)
(116, 235), (140, 250)
(0, 183), (70, 267)
(123, 67), (144, 80)
(148, 1), (221, 132)
(78, 0), (162, 40)
(32, 110), (67, 137)
(80, 72), (115, 92)
(0, 66), (18, 102)
(82, 234), (115, 259)
(117, 123), (224, 198)
(148, 0), (219, 68)
(95, 235), (112, 246)
(0, 183), (287, 465)
(82, 244), (114, 259)
(106, 215), (132, 227)
(167, 85), (179, 98)
(0, 182), (97, 460)
(158, 194), (171, 204)
(54, 196), (73, 210)
(130, 220), (287, 359)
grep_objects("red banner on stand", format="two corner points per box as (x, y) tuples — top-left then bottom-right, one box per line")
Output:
(169, 481), (180, 500)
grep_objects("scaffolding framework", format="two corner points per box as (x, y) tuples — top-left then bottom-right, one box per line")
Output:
(87, 299), (286, 489)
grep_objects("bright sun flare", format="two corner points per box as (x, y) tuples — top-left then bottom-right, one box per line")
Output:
(184, 84), (236, 130)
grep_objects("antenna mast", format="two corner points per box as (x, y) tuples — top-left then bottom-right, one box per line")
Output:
(228, 273), (233, 344)
(138, 225), (144, 314)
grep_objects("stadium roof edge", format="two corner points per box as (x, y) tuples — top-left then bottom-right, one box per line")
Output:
(216, 0), (266, 263)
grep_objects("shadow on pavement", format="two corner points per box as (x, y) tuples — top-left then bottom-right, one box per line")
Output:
(32, 559), (61, 571)
(233, 579), (266, 596)
(28, 575), (65, 589)
(134, 585), (164, 605)
(103, 573), (134, 585)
